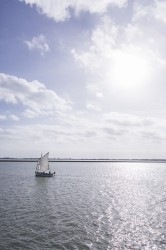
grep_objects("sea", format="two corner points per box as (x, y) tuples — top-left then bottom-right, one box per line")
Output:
(0, 161), (166, 250)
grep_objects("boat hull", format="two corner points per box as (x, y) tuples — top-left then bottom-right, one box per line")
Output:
(35, 171), (55, 177)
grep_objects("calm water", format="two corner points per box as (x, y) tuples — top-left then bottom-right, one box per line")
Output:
(0, 162), (166, 249)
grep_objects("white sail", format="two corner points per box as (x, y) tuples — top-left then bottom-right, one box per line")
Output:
(36, 152), (49, 172)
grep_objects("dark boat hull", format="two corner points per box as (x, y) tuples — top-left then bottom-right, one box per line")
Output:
(35, 171), (55, 177)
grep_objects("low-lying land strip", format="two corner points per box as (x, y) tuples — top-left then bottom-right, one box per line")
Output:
(0, 158), (166, 163)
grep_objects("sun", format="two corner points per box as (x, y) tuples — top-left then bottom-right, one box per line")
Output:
(112, 50), (150, 92)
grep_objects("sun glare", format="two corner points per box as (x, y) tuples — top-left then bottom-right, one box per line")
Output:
(112, 50), (150, 91)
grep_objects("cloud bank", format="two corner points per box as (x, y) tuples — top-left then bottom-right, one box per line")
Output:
(0, 73), (72, 118)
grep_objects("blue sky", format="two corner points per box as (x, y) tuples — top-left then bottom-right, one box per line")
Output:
(1, 0), (166, 158)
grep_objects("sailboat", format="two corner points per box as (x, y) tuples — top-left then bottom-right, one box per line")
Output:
(35, 152), (55, 177)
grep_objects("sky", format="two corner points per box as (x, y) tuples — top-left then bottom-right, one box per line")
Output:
(1, 0), (166, 158)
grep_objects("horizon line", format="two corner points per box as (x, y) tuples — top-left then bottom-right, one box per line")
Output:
(0, 158), (166, 163)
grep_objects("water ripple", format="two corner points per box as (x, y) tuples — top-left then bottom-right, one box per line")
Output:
(0, 162), (166, 249)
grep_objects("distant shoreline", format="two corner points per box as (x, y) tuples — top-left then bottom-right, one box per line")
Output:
(0, 158), (166, 163)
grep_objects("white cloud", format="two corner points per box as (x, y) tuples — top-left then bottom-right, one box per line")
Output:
(86, 102), (101, 111)
(1, 110), (166, 157)
(96, 92), (104, 98)
(71, 12), (166, 106)
(9, 115), (20, 121)
(0, 114), (19, 121)
(52, 111), (166, 144)
(19, 0), (128, 22)
(132, 2), (151, 22)
(24, 34), (50, 56)
(154, 0), (166, 23)
(102, 112), (166, 143)
(23, 109), (38, 118)
(0, 73), (72, 118)
(140, 129), (165, 141)
(71, 17), (123, 79)
(133, 0), (166, 24)
(103, 112), (155, 127)
(0, 115), (7, 120)
(103, 127), (127, 137)
(71, 16), (148, 69)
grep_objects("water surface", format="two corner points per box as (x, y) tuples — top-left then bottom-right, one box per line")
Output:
(0, 162), (166, 249)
